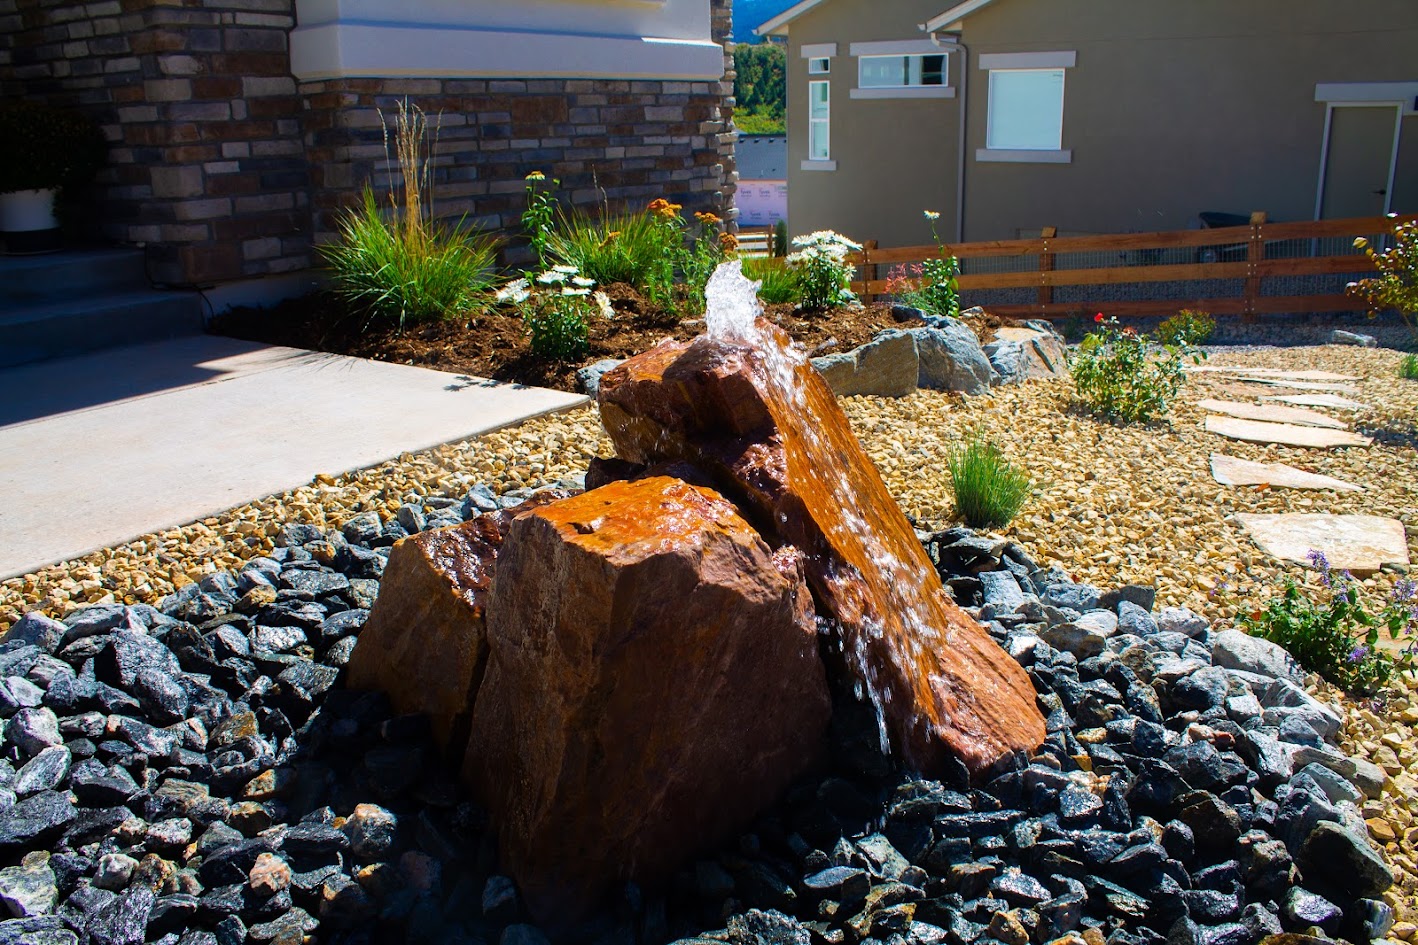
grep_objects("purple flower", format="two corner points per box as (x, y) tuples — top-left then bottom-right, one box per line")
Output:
(1392, 579), (1416, 603)
(1307, 549), (1332, 586)
(1346, 645), (1369, 664)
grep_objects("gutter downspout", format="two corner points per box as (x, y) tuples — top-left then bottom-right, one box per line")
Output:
(928, 31), (968, 243)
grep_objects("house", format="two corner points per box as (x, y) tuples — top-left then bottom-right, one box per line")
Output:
(735, 134), (788, 227)
(0, 0), (736, 302)
(756, 0), (1418, 249)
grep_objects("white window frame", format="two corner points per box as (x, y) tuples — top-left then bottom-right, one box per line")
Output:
(805, 78), (832, 169)
(848, 38), (955, 100)
(976, 51), (1075, 163)
(857, 53), (947, 90)
(808, 57), (830, 75)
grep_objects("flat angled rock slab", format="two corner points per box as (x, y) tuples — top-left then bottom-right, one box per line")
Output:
(1265, 393), (1368, 411)
(1204, 416), (1371, 448)
(1234, 378), (1360, 393)
(1196, 399), (1348, 430)
(1188, 367), (1358, 382)
(1209, 454), (1363, 492)
(1234, 513), (1409, 575)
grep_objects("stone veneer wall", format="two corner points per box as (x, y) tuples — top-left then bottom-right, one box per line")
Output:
(0, 0), (736, 285)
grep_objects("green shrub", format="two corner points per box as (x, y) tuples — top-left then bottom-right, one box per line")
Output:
(787, 230), (860, 309)
(1241, 552), (1417, 693)
(520, 171), (559, 269)
(1400, 353), (1418, 380)
(0, 102), (105, 194)
(742, 256), (802, 305)
(1350, 217), (1418, 340)
(1070, 314), (1197, 423)
(1156, 309), (1216, 347)
(497, 265), (612, 362)
(772, 219), (789, 258)
(887, 211), (961, 319)
(945, 435), (1033, 529)
(323, 188), (498, 330)
(321, 103), (498, 330)
(545, 208), (671, 290)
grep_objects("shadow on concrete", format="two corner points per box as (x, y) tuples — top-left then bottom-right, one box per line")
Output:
(0, 335), (287, 427)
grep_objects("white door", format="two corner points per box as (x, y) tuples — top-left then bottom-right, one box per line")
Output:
(1319, 104), (1401, 218)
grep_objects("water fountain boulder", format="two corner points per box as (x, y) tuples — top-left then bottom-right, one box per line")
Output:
(345, 492), (565, 754)
(463, 476), (831, 920)
(596, 289), (1045, 779)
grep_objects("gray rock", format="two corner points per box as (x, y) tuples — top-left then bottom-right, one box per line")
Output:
(1293, 763), (1361, 806)
(982, 330), (1069, 385)
(1300, 820), (1393, 899)
(1224, 691), (1263, 728)
(1329, 329), (1376, 347)
(909, 319), (993, 394)
(95, 630), (182, 691)
(1074, 610), (1119, 637)
(342, 804), (397, 860)
(1281, 887), (1341, 932)
(341, 512), (382, 545)
(61, 604), (142, 641)
(501, 924), (554, 945)
(12, 747), (69, 797)
(1351, 897), (1395, 940)
(395, 503), (426, 534)
(0, 792), (74, 849)
(94, 854), (139, 892)
(0, 677), (44, 716)
(1100, 584), (1157, 612)
(1237, 730), (1295, 785)
(84, 884), (155, 945)
(1117, 600), (1159, 637)
(0, 851), (58, 917)
(575, 359), (624, 396)
(979, 571), (1027, 612)
(812, 330), (919, 397)
(1041, 622), (1109, 658)
(0, 916), (76, 945)
(252, 625), (307, 654)
(1157, 607), (1209, 638)
(7, 708), (60, 758)
(0, 614), (65, 655)
(1348, 756), (1387, 799)
(1211, 630), (1303, 683)
(1042, 582), (1101, 612)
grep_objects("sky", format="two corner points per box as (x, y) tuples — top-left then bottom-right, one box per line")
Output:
(733, 0), (796, 43)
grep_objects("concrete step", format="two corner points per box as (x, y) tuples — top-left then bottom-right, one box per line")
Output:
(0, 288), (204, 368)
(0, 247), (151, 306)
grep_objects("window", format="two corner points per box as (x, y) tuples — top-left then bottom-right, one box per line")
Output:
(986, 68), (1065, 151)
(808, 57), (830, 75)
(859, 54), (946, 89)
(808, 79), (830, 160)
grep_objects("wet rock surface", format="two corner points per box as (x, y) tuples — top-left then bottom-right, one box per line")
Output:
(597, 324), (1046, 777)
(0, 481), (1396, 945)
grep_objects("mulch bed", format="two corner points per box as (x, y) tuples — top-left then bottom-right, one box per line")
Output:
(211, 285), (938, 393)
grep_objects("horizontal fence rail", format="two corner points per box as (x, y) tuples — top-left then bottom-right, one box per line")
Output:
(847, 213), (1413, 319)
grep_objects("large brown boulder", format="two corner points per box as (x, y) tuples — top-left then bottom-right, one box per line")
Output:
(596, 324), (1045, 779)
(464, 476), (830, 921)
(344, 493), (564, 756)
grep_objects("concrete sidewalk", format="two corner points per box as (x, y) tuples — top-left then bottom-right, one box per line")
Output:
(0, 335), (587, 578)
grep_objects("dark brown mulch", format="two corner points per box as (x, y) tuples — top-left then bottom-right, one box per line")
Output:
(210, 285), (919, 393)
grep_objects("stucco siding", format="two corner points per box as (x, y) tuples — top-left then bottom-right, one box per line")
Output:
(960, 0), (1418, 240)
(786, 0), (959, 248)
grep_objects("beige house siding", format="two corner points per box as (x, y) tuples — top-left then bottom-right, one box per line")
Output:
(785, 0), (960, 248)
(781, 0), (1418, 248)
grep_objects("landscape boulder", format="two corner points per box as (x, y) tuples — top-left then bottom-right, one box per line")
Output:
(811, 330), (918, 397)
(464, 476), (831, 921)
(344, 492), (565, 755)
(983, 323), (1069, 384)
(597, 323), (1046, 778)
(911, 318), (994, 394)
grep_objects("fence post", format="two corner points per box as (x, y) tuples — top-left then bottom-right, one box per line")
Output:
(1244, 211), (1267, 322)
(1038, 226), (1057, 311)
(862, 239), (878, 304)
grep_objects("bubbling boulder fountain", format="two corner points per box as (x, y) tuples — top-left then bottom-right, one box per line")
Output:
(345, 261), (1045, 923)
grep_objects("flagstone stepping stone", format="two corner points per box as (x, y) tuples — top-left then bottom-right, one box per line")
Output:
(1265, 393), (1368, 411)
(1233, 513), (1409, 575)
(1187, 367), (1358, 382)
(1196, 399), (1348, 430)
(1204, 416), (1371, 448)
(1234, 378), (1360, 393)
(1209, 454), (1363, 492)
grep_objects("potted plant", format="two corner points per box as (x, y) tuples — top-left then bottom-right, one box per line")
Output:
(0, 102), (106, 253)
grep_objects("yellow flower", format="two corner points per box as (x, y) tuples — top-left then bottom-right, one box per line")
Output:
(525, 171), (546, 181)
(719, 231), (739, 253)
(695, 211), (722, 226)
(647, 198), (682, 219)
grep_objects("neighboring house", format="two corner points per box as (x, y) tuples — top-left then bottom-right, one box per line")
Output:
(757, 0), (1418, 248)
(735, 134), (788, 226)
(0, 0), (736, 297)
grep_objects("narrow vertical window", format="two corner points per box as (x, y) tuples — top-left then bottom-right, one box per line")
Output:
(808, 79), (830, 160)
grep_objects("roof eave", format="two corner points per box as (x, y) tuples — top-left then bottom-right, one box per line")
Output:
(922, 0), (1000, 33)
(754, 0), (833, 36)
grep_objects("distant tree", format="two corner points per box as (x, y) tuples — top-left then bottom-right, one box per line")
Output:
(734, 43), (786, 134)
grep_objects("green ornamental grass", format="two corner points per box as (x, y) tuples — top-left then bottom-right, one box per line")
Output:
(742, 256), (803, 306)
(545, 209), (672, 290)
(1400, 353), (1418, 380)
(945, 435), (1033, 529)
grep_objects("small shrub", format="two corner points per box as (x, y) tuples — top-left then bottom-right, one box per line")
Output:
(742, 256), (803, 305)
(1070, 314), (1197, 423)
(1241, 552), (1417, 693)
(888, 211), (961, 318)
(545, 208), (670, 290)
(772, 219), (789, 258)
(1156, 309), (1216, 347)
(945, 435), (1033, 529)
(321, 103), (498, 330)
(1400, 353), (1418, 380)
(787, 230), (860, 309)
(1349, 216), (1418, 340)
(497, 265), (612, 362)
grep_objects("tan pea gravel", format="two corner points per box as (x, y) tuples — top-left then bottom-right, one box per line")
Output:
(2, 342), (1417, 911)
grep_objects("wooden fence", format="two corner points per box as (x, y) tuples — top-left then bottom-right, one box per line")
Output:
(847, 213), (1411, 319)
